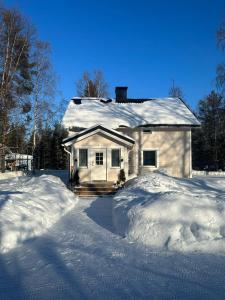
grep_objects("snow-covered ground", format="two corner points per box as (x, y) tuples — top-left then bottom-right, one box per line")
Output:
(113, 172), (225, 253)
(0, 175), (77, 253)
(1, 175), (225, 299)
(1, 197), (225, 299)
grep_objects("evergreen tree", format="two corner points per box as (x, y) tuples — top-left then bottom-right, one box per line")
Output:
(192, 91), (225, 170)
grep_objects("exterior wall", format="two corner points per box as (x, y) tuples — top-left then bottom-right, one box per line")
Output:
(72, 133), (129, 182)
(119, 127), (192, 178)
(68, 127), (192, 181)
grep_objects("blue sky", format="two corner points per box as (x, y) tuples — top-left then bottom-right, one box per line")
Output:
(4, 0), (225, 109)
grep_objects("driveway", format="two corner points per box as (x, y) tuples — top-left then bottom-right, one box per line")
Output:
(1, 197), (225, 299)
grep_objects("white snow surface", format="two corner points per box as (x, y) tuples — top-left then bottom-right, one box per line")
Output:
(0, 175), (77, 253)
(113, 172), (225, 253)
(1, 197), (225, 299)
(62, 97), (200, 129)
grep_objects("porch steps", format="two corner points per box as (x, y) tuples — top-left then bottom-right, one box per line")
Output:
(74, 181), (118, 197)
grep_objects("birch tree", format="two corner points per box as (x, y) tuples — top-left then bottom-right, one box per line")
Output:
(0, 6), (34, 171)
(30, 40), (56, 154)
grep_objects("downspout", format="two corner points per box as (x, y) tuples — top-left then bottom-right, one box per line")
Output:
(63, 145), (72, 181)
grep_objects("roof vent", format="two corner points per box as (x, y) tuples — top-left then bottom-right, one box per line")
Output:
(115, 87), (128, 103)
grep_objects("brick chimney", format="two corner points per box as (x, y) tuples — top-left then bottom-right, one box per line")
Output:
(115, 86), (128, 103)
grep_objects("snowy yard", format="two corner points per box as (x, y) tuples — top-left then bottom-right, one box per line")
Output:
(1, 174), (225, 299)
(113, 172), (225, 253)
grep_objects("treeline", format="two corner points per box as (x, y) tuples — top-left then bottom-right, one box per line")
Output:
(0, 4), (67, 171)
(192, 91), (225, 170)
(191, 18), (225, 171)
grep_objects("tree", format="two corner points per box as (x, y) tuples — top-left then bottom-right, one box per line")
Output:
(76, 70), (108, 97)
(168, 80), (184, 99)
(0, 6), (34, 171)
(192, 91), (225, 170)
(29, 40), (56, 155)
(216, 17), (225, 95)
(33, 123), (68, 170)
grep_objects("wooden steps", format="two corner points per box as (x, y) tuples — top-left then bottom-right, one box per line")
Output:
(74, 181), (118, 197)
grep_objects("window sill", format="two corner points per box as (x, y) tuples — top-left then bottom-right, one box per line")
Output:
(142, 165), (158, 168)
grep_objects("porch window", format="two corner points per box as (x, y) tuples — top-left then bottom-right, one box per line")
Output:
(95, 152), (103, 165)
(79, 149), (88, 167)
(111, 149), (120, 167)
(143, 150), (157, 167)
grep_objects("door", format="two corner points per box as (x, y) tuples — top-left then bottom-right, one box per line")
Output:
(91, 148), (107, 181)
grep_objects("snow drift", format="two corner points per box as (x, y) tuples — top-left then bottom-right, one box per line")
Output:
(113, 172), (225, 253)
(0, 175), (77, 253)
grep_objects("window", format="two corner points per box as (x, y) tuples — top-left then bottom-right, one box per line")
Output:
(143, 129), (152, 134)
(95, 152), (103, 165)
(143, 150), (157, 167)
(111, 149), (120, 167)
(79, 149), (88, 167)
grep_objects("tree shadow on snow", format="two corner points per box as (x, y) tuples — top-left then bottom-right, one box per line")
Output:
(85, 197), (116, 234)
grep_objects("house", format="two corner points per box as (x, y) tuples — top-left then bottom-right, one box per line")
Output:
(0, 144), (33, 171)
(62, 87), (200, 183)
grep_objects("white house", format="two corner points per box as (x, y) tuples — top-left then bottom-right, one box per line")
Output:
(62, 87), (200, 183)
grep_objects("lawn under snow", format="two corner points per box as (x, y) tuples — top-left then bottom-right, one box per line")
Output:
(113, 172), (225, 253)
(0, 175), (77, 253)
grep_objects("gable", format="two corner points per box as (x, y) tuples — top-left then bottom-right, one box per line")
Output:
(62, 124), (135, 147)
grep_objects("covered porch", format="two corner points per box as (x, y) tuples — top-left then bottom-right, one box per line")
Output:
(62, 124), (135, 184)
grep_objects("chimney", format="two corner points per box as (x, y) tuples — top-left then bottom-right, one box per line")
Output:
(115, 86), (128, 103)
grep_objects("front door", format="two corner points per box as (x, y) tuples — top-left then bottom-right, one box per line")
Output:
(91, 148), (107, 181)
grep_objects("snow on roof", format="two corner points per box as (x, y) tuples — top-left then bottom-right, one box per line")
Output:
(62, 97), (200, 129)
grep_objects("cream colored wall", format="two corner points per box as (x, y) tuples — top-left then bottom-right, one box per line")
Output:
(72, 133), (128, 182)
(69, 127), (192, 181)
(119, 127), (191, 178)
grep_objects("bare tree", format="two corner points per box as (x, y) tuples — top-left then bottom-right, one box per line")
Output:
(30, 40), (56, 153)
(216, 17), (225, 95)
(168, 80), (184, 99)
(76, 70), (108, 97)
(0, 6), (35, 171)
(217, 19), (225, 51)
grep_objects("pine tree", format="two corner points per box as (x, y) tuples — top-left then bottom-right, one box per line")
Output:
(192, 91), (225, 170)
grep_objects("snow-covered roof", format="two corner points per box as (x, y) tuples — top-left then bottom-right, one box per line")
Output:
(62, 97), (200, 129)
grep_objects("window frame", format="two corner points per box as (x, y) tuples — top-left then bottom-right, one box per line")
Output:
(78, 148), (88, 168)
(111, 148), (121, 168)
(95, 152), (104, 166)
(142, 149), (159, 168)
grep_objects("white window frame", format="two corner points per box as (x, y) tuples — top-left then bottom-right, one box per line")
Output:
(141, 149), (159, 168)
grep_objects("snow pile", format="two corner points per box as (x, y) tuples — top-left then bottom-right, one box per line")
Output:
(113, 172), (225, 253)
(0, 175), (77, 253)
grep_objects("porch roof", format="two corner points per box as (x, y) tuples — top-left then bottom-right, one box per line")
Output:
(62, 124), (135, 147)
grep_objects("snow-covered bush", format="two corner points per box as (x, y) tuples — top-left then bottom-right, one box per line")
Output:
(0, 175), (77, 253)
(113, 171), (225, 253)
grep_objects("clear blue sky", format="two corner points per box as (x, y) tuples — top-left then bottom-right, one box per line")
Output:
(4, 0), (225, 109)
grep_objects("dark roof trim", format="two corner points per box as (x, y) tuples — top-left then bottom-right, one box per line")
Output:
(139, 124), (201, 128)
(63, 125), (135, 144)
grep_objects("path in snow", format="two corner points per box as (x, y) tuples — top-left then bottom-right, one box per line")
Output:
(1, 196), (225, 299)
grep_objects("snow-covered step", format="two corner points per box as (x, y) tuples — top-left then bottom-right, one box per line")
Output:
(74, 182), (118, 197)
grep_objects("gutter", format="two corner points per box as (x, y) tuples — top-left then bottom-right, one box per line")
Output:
(63, 145), (72, 181)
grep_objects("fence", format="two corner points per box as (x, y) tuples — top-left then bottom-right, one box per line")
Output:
(192, 170), (225, 177)
(0, 171), (25, 180)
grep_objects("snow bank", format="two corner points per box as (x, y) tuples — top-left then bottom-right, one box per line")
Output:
(113, 172), (225, 253)
(0, 175), (77, 253)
